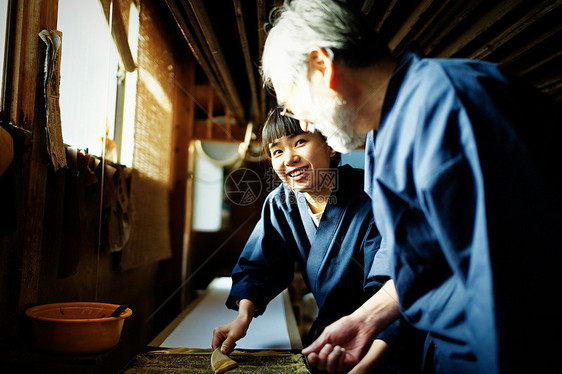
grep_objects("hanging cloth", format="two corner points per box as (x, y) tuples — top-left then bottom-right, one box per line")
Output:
(39, 29), (67, 171)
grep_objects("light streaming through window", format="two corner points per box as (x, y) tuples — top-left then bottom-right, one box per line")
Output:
(0, 0), (9, 108)
(57, 0), (118, 156)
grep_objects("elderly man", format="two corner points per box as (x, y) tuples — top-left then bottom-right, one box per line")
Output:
(261, 1), (562, 373)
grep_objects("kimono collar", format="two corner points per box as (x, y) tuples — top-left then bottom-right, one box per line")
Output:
(295, 165), (356, 242)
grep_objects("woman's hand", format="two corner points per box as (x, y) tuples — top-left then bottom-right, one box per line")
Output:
(212, 299), (255, 354)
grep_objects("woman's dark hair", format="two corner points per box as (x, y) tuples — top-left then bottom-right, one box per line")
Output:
(261, 107), (341, 168)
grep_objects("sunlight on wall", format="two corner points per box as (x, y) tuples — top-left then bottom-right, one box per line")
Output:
(120, 2), (139, 167)
(138, 68), (172, 113)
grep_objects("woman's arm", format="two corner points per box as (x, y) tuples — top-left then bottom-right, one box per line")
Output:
(212, 299), (256, 354)
(348, 339), (390, 374)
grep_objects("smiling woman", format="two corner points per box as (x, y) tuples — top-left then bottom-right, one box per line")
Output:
(210, 108), (389, 365)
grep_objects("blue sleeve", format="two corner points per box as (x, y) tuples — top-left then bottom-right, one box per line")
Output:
(226, 195), (296, 316)
(366, 235), (393, 283)
(376, 318), (401, 346)
(361, 219), (384, 292)
(376, 316), (426, 373)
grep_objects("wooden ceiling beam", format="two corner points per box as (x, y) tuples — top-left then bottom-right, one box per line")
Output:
(393, 0), (453, 55)
(420, 0), (484, 56)
(520, 50), (562, 76)
(166, 0), (242, 125)
(166, 0), (245, 125)
(187, 0), (245, 123)
(469, 0), (562, 60)
(387, 0), (434, 53)
(541, 81), (562, 100)
(233, 0), (260, 125)
(499, 21), (562, 66)
(437, 0), (524, 57)
(168, 0), (562, 117)
(375, 0), (398, 33)
(534, 70), (562, 91)
(360, 0), (375, 15)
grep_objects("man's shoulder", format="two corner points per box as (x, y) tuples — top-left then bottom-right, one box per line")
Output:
(412, 56), (506, 93)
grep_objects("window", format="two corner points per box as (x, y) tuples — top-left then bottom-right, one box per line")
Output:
(0, 0), (9, 110)
(57, 0), (139, 164)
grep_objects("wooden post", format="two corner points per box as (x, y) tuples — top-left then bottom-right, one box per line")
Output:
(10, 0), (59, 312)
(167, 51), (196, 311)
(225, 107), (231, 140)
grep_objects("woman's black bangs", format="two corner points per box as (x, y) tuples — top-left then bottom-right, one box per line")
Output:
(261, 109), (304, 155)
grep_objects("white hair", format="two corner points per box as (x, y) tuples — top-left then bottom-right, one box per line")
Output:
(261, 0), (387, 93)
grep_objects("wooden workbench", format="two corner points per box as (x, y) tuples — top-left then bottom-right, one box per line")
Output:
(123, 278), (308, 373)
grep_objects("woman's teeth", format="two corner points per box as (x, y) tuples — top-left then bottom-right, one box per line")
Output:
(289, 169), (306, 178)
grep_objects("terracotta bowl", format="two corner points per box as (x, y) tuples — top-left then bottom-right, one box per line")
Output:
(25, 302), (132, 355)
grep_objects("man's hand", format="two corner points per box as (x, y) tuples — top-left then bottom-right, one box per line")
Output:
(302, 313), (378, 372)
(302, 280), (401, 372)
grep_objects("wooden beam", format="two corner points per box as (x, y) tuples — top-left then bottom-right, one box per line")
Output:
(99, 0), (136, 72)
(498, 21), (562, 66)
(112, 0), (135, 72)
(390, 0), (453, 55)
(469, 0), (562, 60)
(225, 107), (231, 140)
(541, 80), (562, 101)
(533, 69), (562, 90)
(520, 50), (562, 76)
(233, 0), (259, 125)
(375, 0), (398, 33)
(420, 0), (484, 56)
(387, 0), (434, 53)
(437, 0), (524, 57)
(361, 0), (376, 15)
(186, 0), (245, 123)
(165, 0), (244, 124)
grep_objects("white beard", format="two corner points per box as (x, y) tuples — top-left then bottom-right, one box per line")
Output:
(309, 94), (365, 153)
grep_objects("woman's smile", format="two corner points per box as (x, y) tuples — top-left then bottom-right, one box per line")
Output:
(287, 166), (309, 182)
